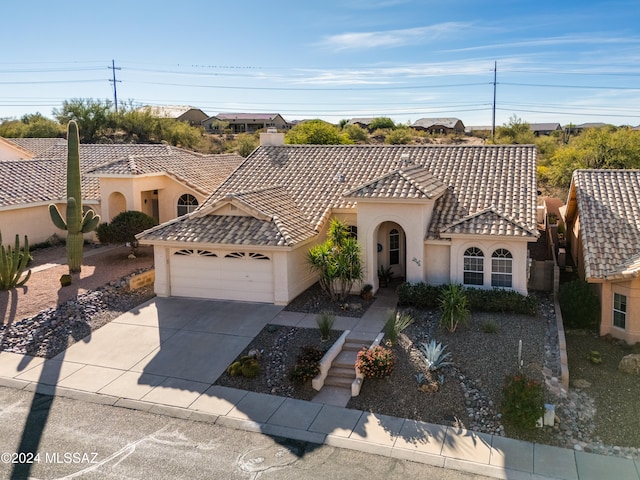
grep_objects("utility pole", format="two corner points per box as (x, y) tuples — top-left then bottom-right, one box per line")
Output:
(491, 61), (497, 140)
(109, 59), (121, 113)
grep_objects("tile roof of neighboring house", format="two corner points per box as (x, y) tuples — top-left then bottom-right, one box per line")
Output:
(3, 138), (66, 156)
(346, 118), (376, 126)
(85, 152), (243, 196)
(215, 113), (282, 121)
(529, 123), (561, 132)
(138, 144), (538, 247)
(411, 118), (463, 129)
(139, 105), (205, 119)
(568, 169), (640, 279)
(0, 144), (242, 209)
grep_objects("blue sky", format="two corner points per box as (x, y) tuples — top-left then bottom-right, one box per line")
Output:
(1, 0), (639, 127)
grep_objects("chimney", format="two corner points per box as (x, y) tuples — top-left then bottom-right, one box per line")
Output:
(260, 127), (285, 146)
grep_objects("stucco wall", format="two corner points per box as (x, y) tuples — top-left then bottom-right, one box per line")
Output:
(599, 278), (640, 344)
(425, 243), (451, 285)
(98, 176), (204, 224)
(448, 236), (531, 295)
(1, 202), (99, 245)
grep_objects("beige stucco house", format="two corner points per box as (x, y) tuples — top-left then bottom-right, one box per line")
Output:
(138, 132), (539, 305)
(411, 118), (465, 135)
(0, 138), (242, 245)
(563, 169), (640, 344)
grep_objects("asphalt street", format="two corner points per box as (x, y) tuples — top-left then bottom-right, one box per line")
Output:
(0, 386), (494, 480)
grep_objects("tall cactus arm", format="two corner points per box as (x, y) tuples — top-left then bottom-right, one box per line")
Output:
(81, 211), (101, 233)
(49, 204), (68, 230)
(14, 234), (31, 287)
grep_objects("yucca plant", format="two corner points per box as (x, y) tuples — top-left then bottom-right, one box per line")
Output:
(383, 310), (414, 345)
(419, 340), (453, 371)
(439, 283), (470, 333)
(0, 230), (32, 290)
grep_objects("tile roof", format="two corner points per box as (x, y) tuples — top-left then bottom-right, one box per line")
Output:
(139, 105), (205, 118)
(570, 169), (640, 279)
(216, 113), (282, 121)
(411, 118), (463, 129)
(3, 138), (66, 156)
(0, 144), (242, 209)
(440, 206), (537, 237)
(138, 144), (538, 247)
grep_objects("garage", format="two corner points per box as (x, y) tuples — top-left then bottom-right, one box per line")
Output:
(169, 249), (274, 303)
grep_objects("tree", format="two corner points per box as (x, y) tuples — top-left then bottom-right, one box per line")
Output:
(286, 120), (352, 145)
(233, 133), (259, 157)
(369, 117), (396, 130)
(116, 108), (159, 143)
(53, 98), (115, 143)
(156, 118), (202, 149)
(385, 127), (413, 145)
(343, 124), (369, 144)
(96, 211), (157, 256)
(493, 115), (535, 144)
(307, 219), (363, 302)
(21, 113), (64, 137)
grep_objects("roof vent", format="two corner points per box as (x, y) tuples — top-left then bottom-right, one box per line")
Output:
(336, 173), (345, 182)
(400, 153), (411, 165)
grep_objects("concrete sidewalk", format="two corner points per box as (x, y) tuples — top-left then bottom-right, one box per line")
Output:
(0, 294), (637, 480)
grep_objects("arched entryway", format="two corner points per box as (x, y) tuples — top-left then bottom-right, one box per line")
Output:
(108, 192), (126, 221)
(375, 221), (406, 282)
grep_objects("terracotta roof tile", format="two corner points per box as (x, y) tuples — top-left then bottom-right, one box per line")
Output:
(572, 169), (640, 279)
(139, 144), (538, 247)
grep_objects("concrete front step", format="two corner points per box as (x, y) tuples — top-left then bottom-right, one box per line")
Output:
(328, 366), (355, 378)
(342, 342), (367, 352)
(324, 375), (354, 388)
(333, 350), (358, 368)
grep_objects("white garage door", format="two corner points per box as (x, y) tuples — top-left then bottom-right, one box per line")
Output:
(169, 249), (274, 303)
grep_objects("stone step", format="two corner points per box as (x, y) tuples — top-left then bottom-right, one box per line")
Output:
(342, 342), (367, 352)
(327, 366), (355, 378)
(333, 350), (358, 368)
(324, 375), (353, 388)
(345, 333), (379, 344)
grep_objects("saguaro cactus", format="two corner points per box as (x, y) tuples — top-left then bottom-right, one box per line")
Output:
(0, 230), (31, 290)
(49, 121), (100, 274)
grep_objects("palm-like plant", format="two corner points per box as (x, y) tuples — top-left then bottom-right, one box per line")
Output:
(439, 283), (470, 333)
(383, 310), (414, 345)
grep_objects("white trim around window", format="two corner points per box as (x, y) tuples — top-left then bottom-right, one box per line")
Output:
(613, 292), (627, 330)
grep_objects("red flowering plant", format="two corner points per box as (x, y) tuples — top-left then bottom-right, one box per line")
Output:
(501, 373), (544, 430)
(355, 345), (395, 378)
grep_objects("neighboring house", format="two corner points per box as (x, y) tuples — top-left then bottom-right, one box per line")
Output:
(138, 105), (209, 126)
(0, 137), (65, 161)
(565, 122), (610, 135)
(138, 132), (539, 305)
(203, 113), (290, 134)
(411, 118), (465, 135)
(530, 123), (562, 136)
(346, 118), (376, 130)
(563, 169), (640, 344)
(0, 139), (243, 245)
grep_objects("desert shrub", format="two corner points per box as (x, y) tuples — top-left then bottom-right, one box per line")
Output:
(96, 210), (158, 246)
(482, 320), (500, 334)
(558, 279), (599, 329)
(226, 355), (261, 378)
(383, 310), (414, 345)
(288, 345), (325, 382)
(501, 374), (544, 430)
(316, 311), (335, 340)
(439, 284), (470, 333)
(355, 345), (395, 378)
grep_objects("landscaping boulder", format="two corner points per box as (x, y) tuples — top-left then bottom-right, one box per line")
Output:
(618, 354), (640, 375)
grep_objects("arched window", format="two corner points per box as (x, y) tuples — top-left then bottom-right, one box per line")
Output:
(177, 194), (198, 216)
(463, 247), (484, 286)
(389, 229), (400, 265)
(491, 249), (513, 288)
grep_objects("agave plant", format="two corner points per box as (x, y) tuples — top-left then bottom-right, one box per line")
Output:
(419, 340), (452, 371)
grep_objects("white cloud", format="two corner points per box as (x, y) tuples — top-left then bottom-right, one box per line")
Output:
(317, 22), (469, 51)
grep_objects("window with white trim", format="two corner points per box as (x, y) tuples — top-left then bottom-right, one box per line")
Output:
(491, 249), (513, 288)
(389, 229), (400, 265)
(613, 293), (627, 329)
(177, 194), (198, 216)
(463, 247), (484, 286)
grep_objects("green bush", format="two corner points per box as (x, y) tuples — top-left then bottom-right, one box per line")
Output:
(558, 280), (599, 329)
(355, 345), (395, 378)
(316, 311), (335, 341)
(226, 355), (261, 378)
(439, 284), (470, 333)
(288, 345), (325, 383)
(501, 374), (544, 430)
(397, 282), (538, 315)
(96, 210), (158, 246)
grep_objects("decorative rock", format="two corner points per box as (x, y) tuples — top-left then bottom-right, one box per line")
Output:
(618, 354), (640, 375)
(572, 379), (592, 389)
